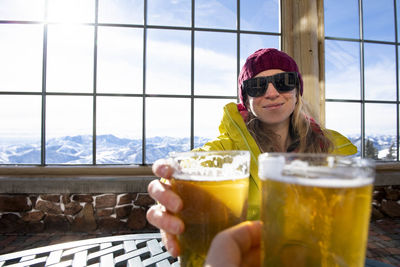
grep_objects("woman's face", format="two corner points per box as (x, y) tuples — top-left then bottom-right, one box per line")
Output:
(247, 69), (298, 128)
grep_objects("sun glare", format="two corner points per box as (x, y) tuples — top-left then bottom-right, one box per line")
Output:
(47, 0), (95, 23)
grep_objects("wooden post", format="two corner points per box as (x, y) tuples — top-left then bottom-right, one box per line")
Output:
(281, 0), (325, 125)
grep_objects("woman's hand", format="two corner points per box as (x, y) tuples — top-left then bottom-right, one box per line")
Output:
(146, 159), (185, 258)
(205, 221), (262, 267)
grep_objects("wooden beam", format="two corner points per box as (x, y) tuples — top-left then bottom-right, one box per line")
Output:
(281, 0), (325, 125)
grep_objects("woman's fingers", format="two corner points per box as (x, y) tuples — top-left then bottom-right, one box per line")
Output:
(148, 159), (183, 258)
(146, 204), (184, 258)
(160, 230), (181, 258)
(146, 204), (184, 235)
(147, 179), (182, 213)
(152, 159), (175, 178)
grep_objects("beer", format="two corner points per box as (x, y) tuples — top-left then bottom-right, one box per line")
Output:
(169, 150), (250, 267)
(171, 175), (249, 267)
(259, 153), (374, 267)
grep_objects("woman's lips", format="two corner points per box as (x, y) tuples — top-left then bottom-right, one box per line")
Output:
(263, 103), (283, 110)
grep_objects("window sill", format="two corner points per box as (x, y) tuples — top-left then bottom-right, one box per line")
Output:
(0, 162), (399, 194)
(0, 165), (155, 194)
(375, 162), (400, 186)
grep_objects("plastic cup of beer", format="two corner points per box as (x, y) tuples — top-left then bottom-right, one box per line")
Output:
(168, 150), (250, 267)
(258, 153), (375, 267)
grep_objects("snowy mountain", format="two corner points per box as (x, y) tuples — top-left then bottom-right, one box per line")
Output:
(347, 134), (397, 159)
(0, 135), (211, 165)
(0, 134), (397, 164)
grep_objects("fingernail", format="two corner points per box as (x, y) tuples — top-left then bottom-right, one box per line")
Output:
(174, 223), (182, 235)
(159, 165), (169, 177)
(171, 198), (182, 213)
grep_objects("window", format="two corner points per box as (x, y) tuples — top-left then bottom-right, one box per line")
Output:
(325, 0), (399, 161)
(0, 0), (280, 165)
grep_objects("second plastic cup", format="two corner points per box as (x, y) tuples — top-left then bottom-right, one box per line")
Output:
(169, 150), (250, 267)
(258, 153), (375, 267)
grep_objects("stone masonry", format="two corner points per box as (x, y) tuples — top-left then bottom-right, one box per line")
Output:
(371, 185), (400, 220)
(0, 193), (157, 234)
(0, 186), (399, 234)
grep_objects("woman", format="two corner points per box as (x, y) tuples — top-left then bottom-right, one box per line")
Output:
(146, 48), (357, 257)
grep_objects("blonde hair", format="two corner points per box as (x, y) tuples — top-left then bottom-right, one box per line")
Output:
(245, 93), (334, 153)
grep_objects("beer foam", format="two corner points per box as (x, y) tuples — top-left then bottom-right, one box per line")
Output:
(169, 151), (250, 181)
(259, 156), (374, 188)
(266, 174), (374, 188)
(173, 171), (248, 182)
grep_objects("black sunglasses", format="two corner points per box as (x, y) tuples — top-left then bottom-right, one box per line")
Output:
(242, 72), (299, 97)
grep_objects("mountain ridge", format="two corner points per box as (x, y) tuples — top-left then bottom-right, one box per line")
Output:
(0, 134), (396, 164)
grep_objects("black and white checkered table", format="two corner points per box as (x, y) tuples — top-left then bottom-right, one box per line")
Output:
(0, 233), (178, 267)
(0, 232), (395, 267)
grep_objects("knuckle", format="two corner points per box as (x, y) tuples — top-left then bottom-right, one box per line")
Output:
(146, 206), (157, 223)
(146, 204), (164, 227)
(147, 180), (164, 199)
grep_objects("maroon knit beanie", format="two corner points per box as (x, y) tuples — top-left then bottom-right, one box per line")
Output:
(238, 48), (304, 106)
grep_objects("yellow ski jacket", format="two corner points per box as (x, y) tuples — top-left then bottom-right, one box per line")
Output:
(194, 102), (357, 220)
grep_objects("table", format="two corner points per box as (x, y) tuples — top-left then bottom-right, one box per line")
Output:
(0, 233), (178, 267)
(0, 233), (395, 267)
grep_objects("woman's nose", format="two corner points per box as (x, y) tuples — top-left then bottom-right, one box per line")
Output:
(264, 82), (279, 98)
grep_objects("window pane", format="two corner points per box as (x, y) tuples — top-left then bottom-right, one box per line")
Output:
(240, 34), (280, 68)
(0, 0), (45, 21)
(0, 25), (43, 92)
(47, 0), (95, 23)
(195, 0), (236, 29)
(365, 103), (397, 160)
(364, 43), (396, 101)
(97, 27), (143, 94)
(325, 40), (360, 100)
(194, 31), (236, 96)
(363, 0), (395, 42)
(194, 99), (233, 147)
(46, 96), (93, 164)
(324, 0), (359, 38)
(240, 0), (279, 32)
(147, 0), (191, 27)
(145, 98), (190, 163)
(97, 96), (142, 164)
(325, 102), (361, 157)
(46, 25), (94, 93)
(98, 0), (144, 24)
(146, 29), (191, 95)
(0, 95), (41, 164)
(398, 0), (400, 41)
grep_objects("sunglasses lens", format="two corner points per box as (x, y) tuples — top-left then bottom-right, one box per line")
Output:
(243, 72), (298, 97)
(274, 73), (297, 92)
(244, 78), (267, 97)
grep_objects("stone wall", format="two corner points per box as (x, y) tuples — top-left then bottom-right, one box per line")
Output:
(372, 185), (400, 220)
(0, 193), (156, 234)
(0, 185), (399, 234)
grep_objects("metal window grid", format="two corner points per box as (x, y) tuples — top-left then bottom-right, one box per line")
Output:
(325, 0), (400, 161)
(0, 0), (281, 165)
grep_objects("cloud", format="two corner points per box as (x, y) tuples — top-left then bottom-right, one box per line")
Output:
(325, 40), (358, 70)
(364, 59), (396, 100)
(325, 40), (397, 136)
(195, 0), (236, 28)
